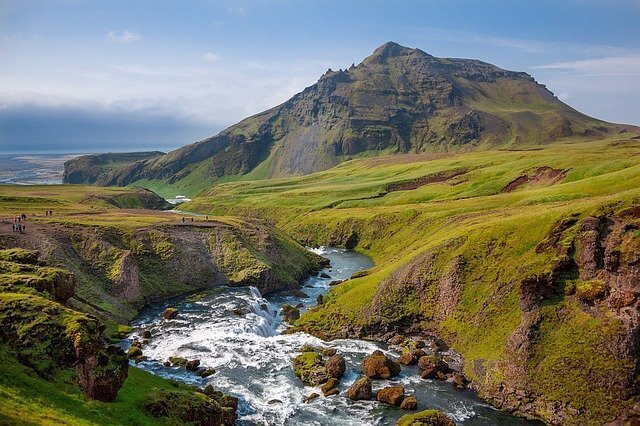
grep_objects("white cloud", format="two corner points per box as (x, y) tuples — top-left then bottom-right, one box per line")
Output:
(106, 30), (140, 43)
(533, 55), (640, 76)
(227, 5), (247, 14)
(204, 52), (219, 62)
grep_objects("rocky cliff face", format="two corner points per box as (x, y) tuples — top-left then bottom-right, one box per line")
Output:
(63, 42), (617, 188)
(0, 218), (326, 323)
(296, 210), (639, 425)
(0, 249), (128, 402)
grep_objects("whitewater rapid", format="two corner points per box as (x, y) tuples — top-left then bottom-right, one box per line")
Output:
(126, 247), (534, 425)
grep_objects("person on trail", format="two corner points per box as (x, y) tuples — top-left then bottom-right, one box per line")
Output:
(191, 217), (194, 222)
(181, 217), (186, 223)
(205, 215), (208, 220)
(20, 224), (25, 233)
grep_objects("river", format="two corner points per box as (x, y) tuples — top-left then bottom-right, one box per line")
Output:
(126, 247), (536, 425)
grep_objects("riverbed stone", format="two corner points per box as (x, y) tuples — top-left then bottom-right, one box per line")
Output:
(281, 304), (300, 322)
(303, 393), (320, 403)
(293, 351), (328, 386)
(127, 346), (142, 359)
(362, 350), (401, 379)
(162, 307), (178, 320)
(325, 355), (346, 379)
(400, 396), (418, 410)
(321, 378), (339, 396)
(185, 359), (200, 371)
(169, 356), (188, 367)
(141, 329), (152, 339)
(347, 376), (372, 400)
(450, 372), (468, 389)
(397, 409), (455, 426)
(377, 386), (405, 406)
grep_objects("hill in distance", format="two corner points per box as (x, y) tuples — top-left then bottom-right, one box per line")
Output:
(63, 41), (635, 194)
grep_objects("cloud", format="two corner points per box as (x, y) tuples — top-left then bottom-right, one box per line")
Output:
(204, 52), (219, 62)
(227, 5), (247, 14)
(533, 55), (640, 76)
(106, 30), (140, 43)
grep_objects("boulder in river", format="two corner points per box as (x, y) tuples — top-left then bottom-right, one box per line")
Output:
(141, 329), (152, 339)
(303, 393), (320, 403)
(400, 396), (418, 411)
(316, 294), (325, 305)
(397, 409), (455, 426)
(198, 367), (216, 378)
(328, 280), (343, 286)
(162, 307), (178, 320)
(185, 359), (200, 371)
(293, 290), (309, 298)
(347, 376), (372, 401)
(127, 346), (142, 359)
(377, 386), (405, 406)
(292, 351), (328, 386)
(281, 304), (300, 322)
(321, 378), (339, 396)
(169, 356), (188, 367)
(362, 350), (401, 379)
(325, 354), (346, 379)
(319, 272), (331, 279)
(418, 355), (449, 380)
(450, 372), (468, 389)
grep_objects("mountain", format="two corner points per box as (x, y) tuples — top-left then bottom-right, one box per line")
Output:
(63, 42), (630, 191)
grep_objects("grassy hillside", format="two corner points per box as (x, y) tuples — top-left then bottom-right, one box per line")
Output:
(184, 133), (640, 424)
(63, 42), (632, 194)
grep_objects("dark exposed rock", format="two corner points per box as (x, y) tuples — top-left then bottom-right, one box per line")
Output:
(320, 272), (331, 279)
(303, 393), (320, 403)
(185, 359), (200, 371)
(321, 378), (339, 396)
(400, 396), (418, 411)
(162, 307), (178, 320)
(377, 386), (405, 406)
(347, 376), (373, 400)
(281, 304), (301, 322)
(362, 350), (401, 379)
(325, 354), (346, 379)
(127, 346), (142, 359)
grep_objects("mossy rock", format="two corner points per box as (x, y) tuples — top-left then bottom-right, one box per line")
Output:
(576, 280), (607, 302)
(396, 409), (455, 426)
(350, 269), (371, 279)
(292, 351), (327, 386)
(127, 346), (143, 359)
(169, 356), (188, 367)
(143, 388), (236, 425)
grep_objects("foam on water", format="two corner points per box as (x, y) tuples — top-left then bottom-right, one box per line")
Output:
(127, 247), (535, 425)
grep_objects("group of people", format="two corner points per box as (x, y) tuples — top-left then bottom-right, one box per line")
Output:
(181, 217), (195, 223)
(12, 213), (27, 233)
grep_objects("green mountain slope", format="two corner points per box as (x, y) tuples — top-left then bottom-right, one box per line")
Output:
(184, 135), (640, 424)
(63, 42), (631, 195)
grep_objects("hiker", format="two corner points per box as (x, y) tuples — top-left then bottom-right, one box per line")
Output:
(12, 223), (16, 232)
(21, 213), (26, 220)
(191, 217), (194, 222)
(20, 224), (25, 234)
(205, 215), (208, 220)
(181, 217), (186, 223)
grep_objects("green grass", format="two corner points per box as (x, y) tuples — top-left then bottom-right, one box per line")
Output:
(0, 346), (193, 425)
(179, 135), (640, 423)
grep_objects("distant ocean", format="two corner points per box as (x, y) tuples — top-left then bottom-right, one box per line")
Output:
(0, 153), (81, 185)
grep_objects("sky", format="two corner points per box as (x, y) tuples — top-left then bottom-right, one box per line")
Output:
(0, 0), (639, 153)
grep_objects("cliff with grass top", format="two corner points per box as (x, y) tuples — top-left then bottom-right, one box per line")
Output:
(184, 137), (640, 424)
(0, 185), (327, 424)
(63, 42), (633, 196)
(0, 186), (326, 324)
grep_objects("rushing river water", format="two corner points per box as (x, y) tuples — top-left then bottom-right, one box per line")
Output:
(127, 247), (536, 425)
